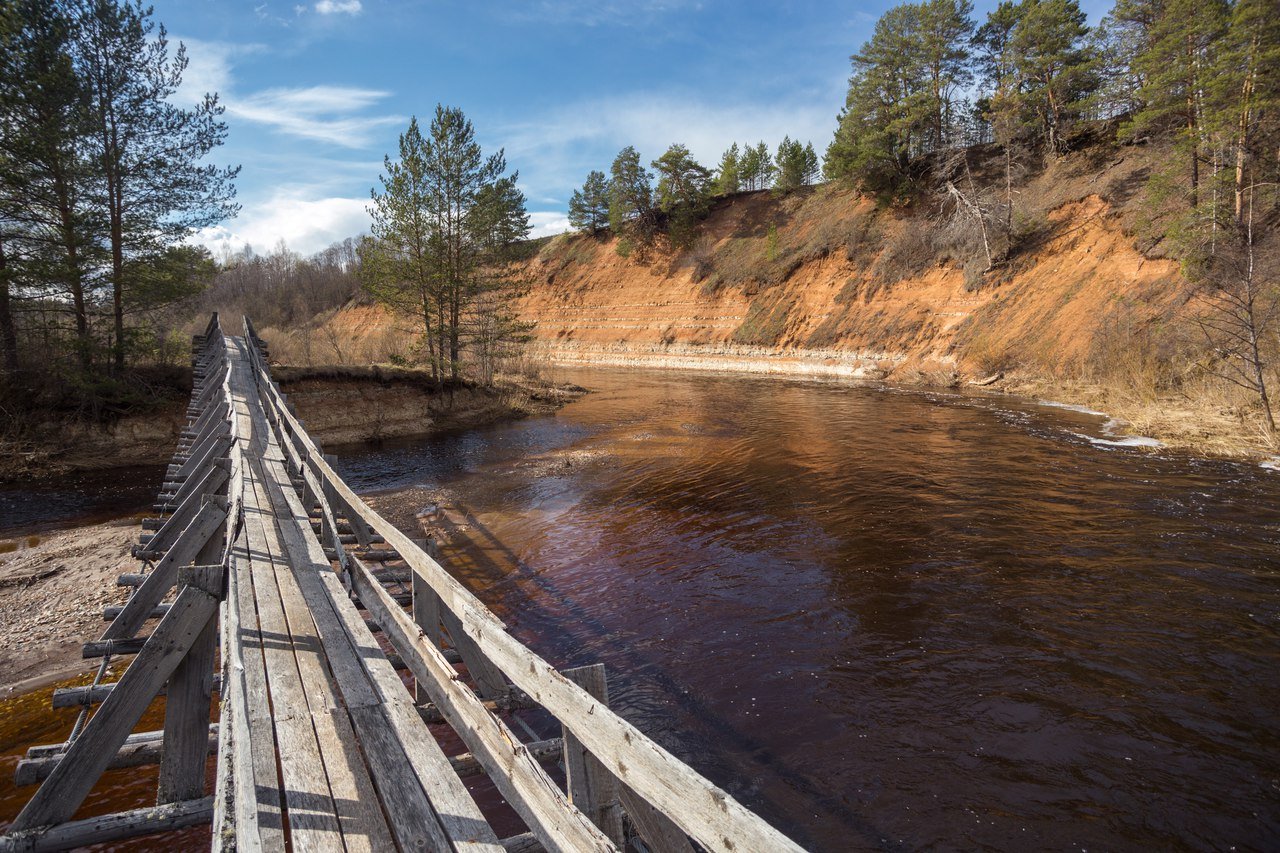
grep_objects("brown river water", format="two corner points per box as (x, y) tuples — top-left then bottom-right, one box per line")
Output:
(3, 366), (1278, 850)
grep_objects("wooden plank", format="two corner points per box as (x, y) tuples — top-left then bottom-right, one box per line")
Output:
(442, 605), (509, 700)
(338, 478), (802, 851)
(0, 797), (213, 853)
(349, 559), (614, 852)
(228, 540), (281, 850)
(136, 464), (229, 557)
(26, 726), (217, 759)
(9, 585), (221, 831)
(412, 570), (441, 703)
(241, 463), (345, 852)
(102, 500), (227, 641)
(562, 665), (624, 847)
(157, 603), (219, 803)
(261, 457), (503, 853)
(261, 472), (395, 853)
(15, 730), (218, 786)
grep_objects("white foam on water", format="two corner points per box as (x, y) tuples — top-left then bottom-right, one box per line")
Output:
(1037, 400), (1109, 418)
(1260, 458), (1280, 472)
(1089, 435), (1164, 449)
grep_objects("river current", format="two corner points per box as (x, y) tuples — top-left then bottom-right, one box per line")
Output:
(336, 367), (1279, 851)
(2, 366), (1277, 850)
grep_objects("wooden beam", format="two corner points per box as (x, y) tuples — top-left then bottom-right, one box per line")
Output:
(9, 584), (222, 831)
(101, 502), (226, 641)
(0, 797), (212, 853)
(349, 559), (614, 852)
(15, 729), (217, 786)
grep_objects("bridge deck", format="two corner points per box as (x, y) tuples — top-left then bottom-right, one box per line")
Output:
(226, 334), (503, 851)
(0, 315), (805, 853)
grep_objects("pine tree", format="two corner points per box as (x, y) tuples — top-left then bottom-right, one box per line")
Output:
(801, 142), (821, 185)
(752, 141), (775, 190)
(366, 108), (527, 383)
(652, 144), (712, 211)
(714, 143), (741, 195)
(608, 146), (657, 254)
(775, 136), (809, 191)
(79, 0), (238, 372)
(918, 0), (976, 148)
(1123, 0), (1228, 207)
(0, 0), (97, 370)
(739, 144), (762, 190)
(1007, 0), (1097, 156)
(365, 117), (442, 379)
(1215, 0), (1280, 225)
(824, 3), (928, 199)
(568, 169), (610, 235)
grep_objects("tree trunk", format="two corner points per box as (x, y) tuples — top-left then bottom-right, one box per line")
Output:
(111, 201), (125, 375)
(49, 160), (92, 372)
(0, 237), (18, 373)
(1234, 36), (1257, 225)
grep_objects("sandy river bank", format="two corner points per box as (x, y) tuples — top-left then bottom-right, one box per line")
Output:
(0, 521), (136, 697)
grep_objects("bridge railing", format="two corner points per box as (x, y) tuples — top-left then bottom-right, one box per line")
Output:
(242, 316), (804, 853)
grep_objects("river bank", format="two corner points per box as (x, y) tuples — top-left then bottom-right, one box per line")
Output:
(0, 368), (586, 483)
(0, 519), (136, 697)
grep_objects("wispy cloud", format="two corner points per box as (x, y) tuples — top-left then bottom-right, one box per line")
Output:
(229, 86), (402, 147)
(315, 0), (362, 14)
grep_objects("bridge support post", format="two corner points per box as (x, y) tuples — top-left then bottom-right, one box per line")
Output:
(561, 664), (625, 847)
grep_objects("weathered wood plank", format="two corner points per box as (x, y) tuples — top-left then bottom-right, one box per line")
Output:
(242, 463), (346, 852)
(0, 796), (213, 853)
(15, 730), (217, 786)
(350, 558), (614, 852)
(9, 585), (221, 831)
(261, 455), (503, 853)
(101, 500), (227, 641)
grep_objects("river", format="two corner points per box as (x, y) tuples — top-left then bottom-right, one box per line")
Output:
(335, 367), (1279, 851)
(3, 366), (1278, 850)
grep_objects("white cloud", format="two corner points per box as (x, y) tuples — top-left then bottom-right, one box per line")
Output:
(229, 86), (402, 147)
(529, 212), (572, 239)
(175, 39), (267, 101)
(315, 0), (362, 14)
(195, 192), (371, 258)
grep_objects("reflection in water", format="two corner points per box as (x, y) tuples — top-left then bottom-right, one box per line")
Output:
(340, 368), (1280, 851)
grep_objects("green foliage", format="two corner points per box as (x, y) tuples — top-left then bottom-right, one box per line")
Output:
(652, 144), (713, 248)
(568, 169), (610, 235)
(714, 143), (741, 195)
(608, 146), (658, 253)
(0, 0), (236, 378)
(739, 141), (775, 190)
(775, 137), (821, 192)
(1006, 0), (1098, 155)
(365, 106), (529, 383)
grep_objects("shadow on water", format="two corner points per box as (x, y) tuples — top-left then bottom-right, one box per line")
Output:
(338, 366), (1280, 852)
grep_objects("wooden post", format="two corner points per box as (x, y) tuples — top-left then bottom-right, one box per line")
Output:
(158, 562), (223, 804)
(561, 665), (624, 847)
(413, 537), (442, 703)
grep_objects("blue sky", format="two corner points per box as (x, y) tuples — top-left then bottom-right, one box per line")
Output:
(158, 0), (1114, 258)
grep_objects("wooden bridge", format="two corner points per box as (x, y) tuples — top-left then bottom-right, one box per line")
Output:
(0, 316), (804, 852)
